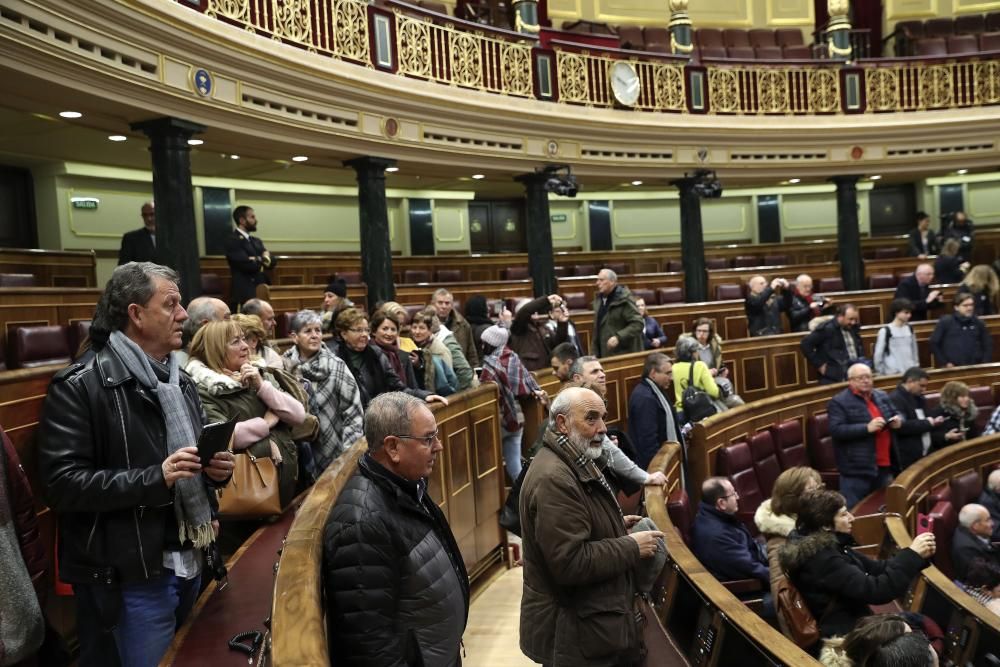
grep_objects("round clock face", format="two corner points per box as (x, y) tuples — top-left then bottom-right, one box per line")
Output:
(610, 61), (640, 107)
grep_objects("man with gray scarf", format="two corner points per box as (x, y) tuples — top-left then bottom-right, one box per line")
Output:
(38, 262), (235, 667)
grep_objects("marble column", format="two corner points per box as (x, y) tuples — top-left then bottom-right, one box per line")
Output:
(833, 175), (864, 291)
(672, 176), (707, 303)
(514, 170), (557, 297)
(345, 156), (397, 310)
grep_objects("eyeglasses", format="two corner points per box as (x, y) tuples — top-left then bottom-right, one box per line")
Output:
(348, 327), (371, 335)
(723, 491), (740, 499)
(393, 431), (441, 447)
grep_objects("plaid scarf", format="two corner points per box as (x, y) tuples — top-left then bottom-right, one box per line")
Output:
(542, 428), (621, 519)
(481, 346), (539, 432)
(108, 331), (214, 549)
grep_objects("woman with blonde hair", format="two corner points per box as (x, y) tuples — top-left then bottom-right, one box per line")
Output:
(376, 301), (417, 352)
(934, 237), (969, 284)
(231, 313), (283, 369)
(755, 466), (822, 635)
(186, 320), (306, 508)
(408, 311), (459, 397)
(957, 264), (999, 316)
(930, 380), (980, 452)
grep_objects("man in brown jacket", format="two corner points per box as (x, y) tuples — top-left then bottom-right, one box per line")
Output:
(591, 269), (644, 358)
(519, 386), (664, 667)
(431, 288), (479, 367)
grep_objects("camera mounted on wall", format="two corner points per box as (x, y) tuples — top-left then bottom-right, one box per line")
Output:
(687, 169), (723, 199)
(541, 164), (579, 198)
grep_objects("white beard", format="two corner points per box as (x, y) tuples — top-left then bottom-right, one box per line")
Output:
(586, 444), (603, 459)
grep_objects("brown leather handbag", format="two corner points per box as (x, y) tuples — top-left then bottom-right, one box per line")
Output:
(775, 575), (835, 649)
(217, 450), (281, 518)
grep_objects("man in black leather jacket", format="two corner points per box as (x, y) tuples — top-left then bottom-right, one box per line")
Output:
(38, 262), (234, 667)
(323, 392), (469, 667)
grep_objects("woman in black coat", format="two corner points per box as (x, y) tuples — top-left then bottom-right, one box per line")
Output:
(779, 489), (933, 646)
(929, 380), (980, 452)
(934, 238), (969, 285)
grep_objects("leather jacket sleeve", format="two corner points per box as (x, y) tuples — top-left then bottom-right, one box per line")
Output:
(38, 372), (173, 513)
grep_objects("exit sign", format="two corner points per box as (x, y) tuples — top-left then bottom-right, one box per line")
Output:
(71, 197), (99, 210)
(550, 214), (567, 222)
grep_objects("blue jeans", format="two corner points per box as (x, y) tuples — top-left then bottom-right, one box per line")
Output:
(501, 426), (524, 481)
(114, 571), (201, 666)
(840, 468), (893, 509)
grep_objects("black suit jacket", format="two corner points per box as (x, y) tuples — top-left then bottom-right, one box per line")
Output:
(888, 385), (933, 471)
(907, 227), (939, 257)
(117, 228), (158, 265)
(224, 229), (276, 307)
(952, 524), (999, 581)
(894, 275), (943, 321)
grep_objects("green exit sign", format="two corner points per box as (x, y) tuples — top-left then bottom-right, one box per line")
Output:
(550, 214), (567, 222)
(71, 197), (99, 210)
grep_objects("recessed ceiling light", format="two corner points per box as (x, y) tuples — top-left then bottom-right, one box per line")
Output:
(869, 174), (882, 180)
(471, 174), (485, 180)
(385, 166), (399, 173)
(230, 154), (240, 160)
(788, 178), (801, 184)
(631, 180), (643, 186)
(187, 139), (204, 146)
(59, 111), (82, 119)
(108, 135), (127, 142)
(957, 169), (969, 174)
(291, 156), (309, 162)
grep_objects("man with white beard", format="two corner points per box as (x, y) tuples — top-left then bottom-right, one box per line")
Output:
(518, 386), (664, 667)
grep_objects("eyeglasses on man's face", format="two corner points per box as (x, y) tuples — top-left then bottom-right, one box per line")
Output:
(392, 431), (441, 447)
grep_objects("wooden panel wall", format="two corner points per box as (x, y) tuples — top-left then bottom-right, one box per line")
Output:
(0, 248), (96, 287)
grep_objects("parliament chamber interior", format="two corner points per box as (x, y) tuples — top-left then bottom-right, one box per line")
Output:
(3, 0), (1000, 664)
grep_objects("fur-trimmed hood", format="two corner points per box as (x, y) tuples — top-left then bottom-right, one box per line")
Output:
(818, 637), (853, 667)
(778, 530), (853, 575)
(754, 499), (796, 538)
(184, 357), (266, 396)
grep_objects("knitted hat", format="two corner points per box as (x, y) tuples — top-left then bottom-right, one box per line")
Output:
(326, 278), (347, 298)
(480, 325), (509, 349)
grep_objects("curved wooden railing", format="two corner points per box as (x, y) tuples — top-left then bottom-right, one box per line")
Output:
(884, 437), (1000, 665)
(645, 443), (819, 664)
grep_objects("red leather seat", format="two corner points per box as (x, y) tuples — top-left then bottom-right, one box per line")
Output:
(818, 277), (844, 292)
(969, 386), (995, 432)
(749, 431), (781, 497)
(749, 28), (777, 47)
(664, 259), (683, 272)
(924, 392), (941, 412)
(656, 287), (683, 304)
(988, 13), (1000, 32)
(727, 46), (755, 59)
(981, 31), (1000, 51)
(949, 470), (983, 509)
(764, 254), (789, 266)
(925, 17), (955, 38)
(336, 271), (361, 284)
(0, 273), (37, 287)
(955, 14), (985, 35)
(706, 257), (730, 270)
(618, 24), (645, 50)
(403, 304), (424, 323)
(667, 489), (693, 546)
(782, 45), (811, 58)
(573, 264), (597, 276)
(715, 284), (744, 301)
(563, 292), (588, 310)
(716, 441), (763, 532)
(770, 419), (808, 470)
(874, 247), (901, 259)
(435, 269), (462, 282)
(699, 45), (727, 60)
(733, 256), (761, 268)
(404, 269), (430, 283)
(947, 34), (979, 54)
(807, 413), (840, 489)
(68, 319), (92, 358)
(200, 273), (224, 298)
(644, 27), (670, 47)
(756, 46), (783, 60)
(776, 28), (805, 47)
(868, 273), (897, 289)
(723, 28), (750, 47)
(929, 500), (958, 578)
(553, 266), (572, 277)
(917, 37), (948, 56)
(895, 20), (924, 40)
(896, 271), (914, 284)
(503, 267), (529, 280)
(605, 262), (628, 276)
(8, 325), (71, 369)
(276, 311), (295, 338)
(696, 28), (724, 48)
(632, 288), (656, 306)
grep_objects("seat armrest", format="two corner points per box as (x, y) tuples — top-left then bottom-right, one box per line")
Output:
(722, 578), (764, 595)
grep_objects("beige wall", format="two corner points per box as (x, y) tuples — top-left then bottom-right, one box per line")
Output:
(885, 0), (1000, 39)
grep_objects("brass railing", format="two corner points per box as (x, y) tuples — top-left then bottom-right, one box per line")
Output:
(556, 50), (686, 111)
(865, 59), (1000, 111)
(707, 65), (841, 114)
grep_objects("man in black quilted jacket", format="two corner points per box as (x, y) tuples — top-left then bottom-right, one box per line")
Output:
(323, 392), (469, 667)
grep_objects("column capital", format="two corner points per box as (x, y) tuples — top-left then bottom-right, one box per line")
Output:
(130, 117), (206, 140)
(344, 156), (397, 176)
(830, 174), (861, 186)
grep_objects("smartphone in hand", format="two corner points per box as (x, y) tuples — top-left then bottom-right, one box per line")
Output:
(197, 417), (238, 467)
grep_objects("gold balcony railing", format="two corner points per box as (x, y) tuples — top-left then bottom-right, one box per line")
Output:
(865, 59), (1000, 111)
(555, 50), (686, 111)
(707, 65), (841, 114)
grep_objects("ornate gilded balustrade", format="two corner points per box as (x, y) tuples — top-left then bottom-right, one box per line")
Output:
(180, 0), (1000, 116)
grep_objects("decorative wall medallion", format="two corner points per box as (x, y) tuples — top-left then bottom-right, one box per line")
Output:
(383, 117), (399, 138)
(697, 147), (709, 163)
(192, 68), (213, 97)
(851, 145), (864, 160)
(546, 140), (559, 157)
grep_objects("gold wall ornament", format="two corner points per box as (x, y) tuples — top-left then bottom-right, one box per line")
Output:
(333, 0), (370, 61)
(865, 68), (899, 112)
(449, 31), (483, 88)
(207, 0), (250, 23)
(396, 16), (432, 78)
(708, 68), (741, 113)
(974, 61), (1000, 105)
(272, 0), (311, 43)
(918, 65), (953, 109)
(757, 68), (789, 113)
(806, 68), (840, 113)
(557, 52), (590, 103)
(653, 64), (685, 110)
(501, 44), (534, 97)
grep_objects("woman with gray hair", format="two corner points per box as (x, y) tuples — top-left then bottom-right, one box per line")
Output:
(283, 310), (365, 471)
(672, 335), (725, 421)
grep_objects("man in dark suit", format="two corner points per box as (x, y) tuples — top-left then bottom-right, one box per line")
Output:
(224, 205), (276, 309)
(894, 263), (943, 321)
(800, 304), (864, 384)
(888, 367), (944, 471)
(117, 201), (158, 265)
(627, 352), (683, 470)
(952, 503), (1000, 581)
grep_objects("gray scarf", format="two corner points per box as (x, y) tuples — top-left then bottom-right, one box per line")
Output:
(108, 331), (214, 549)
(644, 378), (679, 442)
